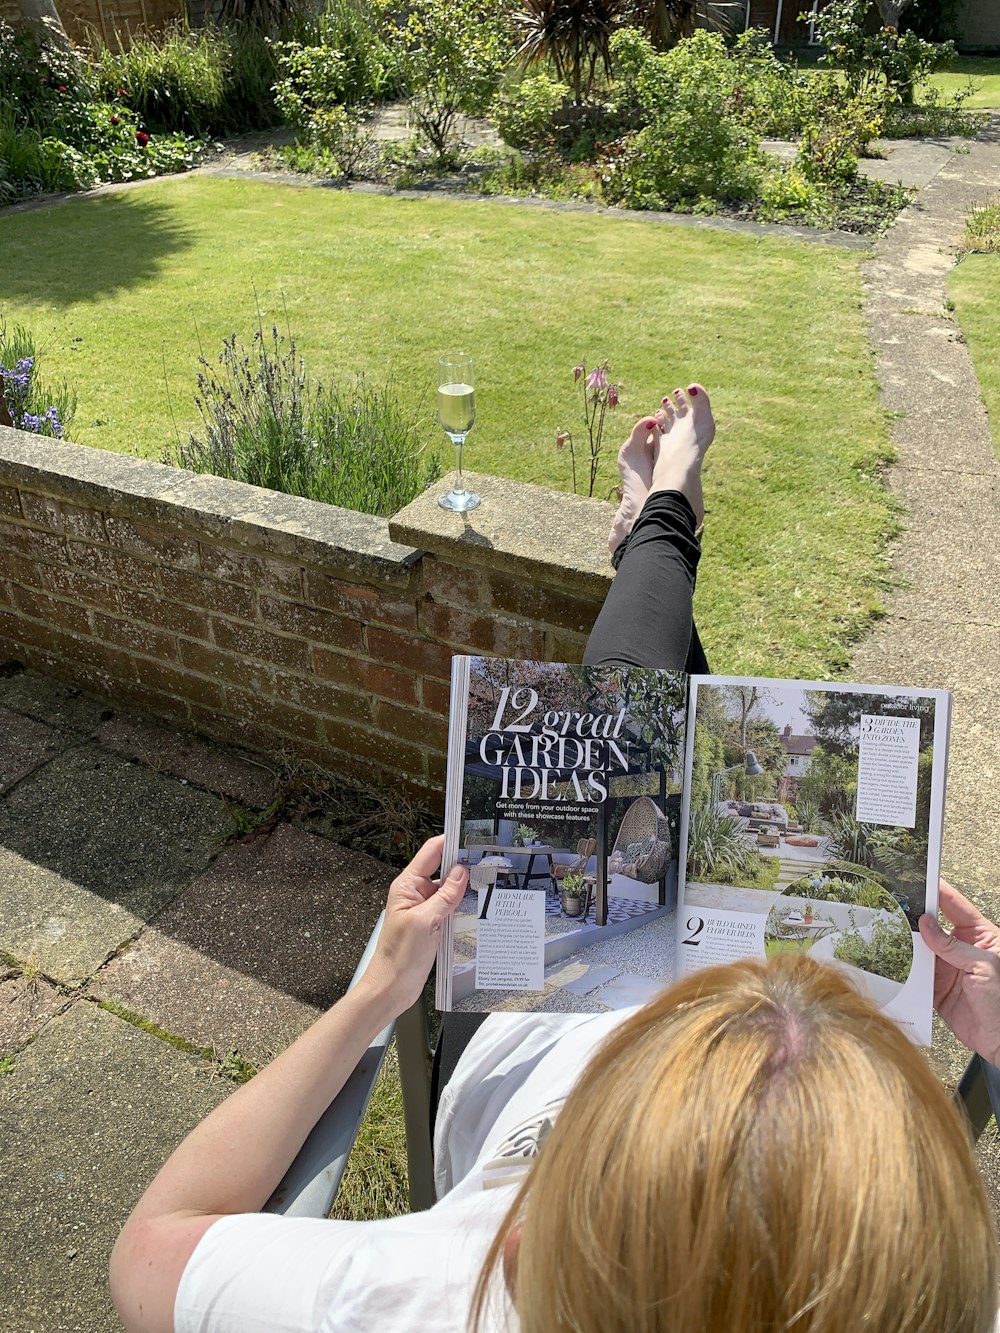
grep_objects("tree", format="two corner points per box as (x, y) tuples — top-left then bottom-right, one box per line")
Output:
(874, 0), (913, 28)
(804, 688), (936, 758)
(723, 684), (772, 748)
(11, 0), (73, 54)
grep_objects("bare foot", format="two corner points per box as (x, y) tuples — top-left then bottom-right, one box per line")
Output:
(608, 415), (658, 557)
(648, 384), (715, 527)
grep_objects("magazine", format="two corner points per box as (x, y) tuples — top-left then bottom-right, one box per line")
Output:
(435, 658), (950, 1044)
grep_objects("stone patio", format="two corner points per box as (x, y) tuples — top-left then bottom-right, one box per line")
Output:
(0, 668), (395, 1332)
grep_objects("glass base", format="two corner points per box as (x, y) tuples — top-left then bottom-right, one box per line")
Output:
(438, 488), (481, 512)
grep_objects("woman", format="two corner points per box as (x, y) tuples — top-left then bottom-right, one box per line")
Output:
(110, 387), (1000, 1332)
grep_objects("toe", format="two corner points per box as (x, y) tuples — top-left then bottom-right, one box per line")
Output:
(687, 383), (710, 408)
(672, 388), (689, 414)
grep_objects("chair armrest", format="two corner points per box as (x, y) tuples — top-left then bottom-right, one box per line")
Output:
(955, 1053), (1000, 1142)
(264, 914), (393, 1218)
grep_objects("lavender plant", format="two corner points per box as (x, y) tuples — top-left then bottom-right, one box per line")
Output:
(0, 320), (75, 438)
(556, 357), (620, 496)
(176, 321), (439, 517)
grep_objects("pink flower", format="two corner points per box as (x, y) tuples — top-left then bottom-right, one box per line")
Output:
(136, 130), (150, 145)
(555, 430), (569, 450)
(607, 383), (619, 408)
(57, 85), (67, 93)
(587, 366), (607, 390)
(573, 365), (584, 382)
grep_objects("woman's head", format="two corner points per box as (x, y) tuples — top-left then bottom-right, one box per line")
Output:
(475, 955), (997, 1333)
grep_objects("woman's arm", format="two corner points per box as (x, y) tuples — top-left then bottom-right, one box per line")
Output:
(110, 835), (467, 1333)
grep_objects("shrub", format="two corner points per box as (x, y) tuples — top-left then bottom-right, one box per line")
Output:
(491, 72), (569, 152)
(273, 0), (401, 126)
(726, 28), (827, 138)
(394, 0), (514, 158)
(91, 23), (283, 136)
(600, 28), (762, 211)
(0, 22), (201, 200)
(834, 911), (912, 984)
(758, 163), (827, 219)
(0, 319), (76, 438)
(0, 18), (91, 132)
(177, 323), (439, 517)
(45, 92), (199, 186)
(91, 25), (227, 136)
(514, 0), (626, 104)
(797, 92), (884, 184)
(813, 0), (954, 106)
(686, 807), (763, 883)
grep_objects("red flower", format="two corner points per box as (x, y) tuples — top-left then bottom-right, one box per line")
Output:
(118, 88), (127, 95)
(135, 130), (149, 145)
(110, 115), (119, 124)
(57, 85), (67, 93)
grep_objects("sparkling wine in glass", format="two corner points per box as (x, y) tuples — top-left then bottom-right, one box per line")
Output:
(437, 353), (480, 512)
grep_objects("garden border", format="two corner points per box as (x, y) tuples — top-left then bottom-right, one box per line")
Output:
(0, 425), (614, 807)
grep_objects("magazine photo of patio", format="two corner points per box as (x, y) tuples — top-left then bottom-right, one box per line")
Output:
(681, 678), (945, 1009)
(445, 658), (687, 1013)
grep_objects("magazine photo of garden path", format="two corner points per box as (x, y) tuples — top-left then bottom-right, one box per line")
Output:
(445, 658), (688, 1014)
(682, 680), (946, 1011)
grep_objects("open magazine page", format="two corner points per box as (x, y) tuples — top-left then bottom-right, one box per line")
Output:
(676, 676), (950, 1045)
(436, 656), (687, 1013)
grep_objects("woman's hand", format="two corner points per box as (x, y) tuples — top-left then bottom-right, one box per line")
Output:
(359, 834), (468, 1012)
(919, 880), (1000, 1067)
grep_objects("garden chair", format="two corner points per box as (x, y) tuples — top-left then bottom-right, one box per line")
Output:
(547, 838), (596, 894)
(264, 914), (1000, 1221)
(608, 796), (672, 884)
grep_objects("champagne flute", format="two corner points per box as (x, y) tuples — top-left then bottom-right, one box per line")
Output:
(437, 353), (480, 512)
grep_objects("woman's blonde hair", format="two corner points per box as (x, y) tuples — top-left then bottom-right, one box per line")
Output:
(472, 954), (997, 1333)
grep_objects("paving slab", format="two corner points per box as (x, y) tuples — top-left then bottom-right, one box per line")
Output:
(0, 999), (230, 1333)
(856, 115), (1000, 1206)
(0, 705), (70, 795)
(89, 823), (393, 1063)
(0, 972), (66, 1054)
(0, 666), (115, 735)
(96, 713), (278, 809)
(0, 745), (225, 982)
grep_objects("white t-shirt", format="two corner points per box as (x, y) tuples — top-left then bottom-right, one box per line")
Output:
(174, 1010), (632, 1333)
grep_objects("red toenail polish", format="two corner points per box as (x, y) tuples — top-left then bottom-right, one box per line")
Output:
(644, 420), (656, 429)
(661, 397), (670, 405)
(689, 386), (698, 396)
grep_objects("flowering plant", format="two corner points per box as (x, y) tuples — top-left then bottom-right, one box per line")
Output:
(0, 358), (66, 437)
(0, 320), (76, 439)
(556, 358), (620, 496)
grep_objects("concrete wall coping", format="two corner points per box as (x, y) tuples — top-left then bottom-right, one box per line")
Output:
(0, 426), (422, 581)
(390, 471), (616, 599)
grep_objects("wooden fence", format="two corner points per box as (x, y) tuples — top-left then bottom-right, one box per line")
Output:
(1, 0), (185, 48)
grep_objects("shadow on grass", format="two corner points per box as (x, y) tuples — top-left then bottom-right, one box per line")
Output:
(0, 185), (196, 303)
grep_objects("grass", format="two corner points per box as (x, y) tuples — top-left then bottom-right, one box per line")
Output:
(949, 251), (1000, 454)
(0, 176), (895, 677)
(793, 53), (1000, 108)
(330, 1042), (410, 1220)
(926, 56), (1000, 109)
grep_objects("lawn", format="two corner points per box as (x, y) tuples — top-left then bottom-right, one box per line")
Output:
(795, 53), (1000, 108)
(928, 56), (1000, 109)
(0, 174), (895, 678)
(950, 253), (1000, 450)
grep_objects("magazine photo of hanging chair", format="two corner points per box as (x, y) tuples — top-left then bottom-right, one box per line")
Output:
(608, 796), (672, 884)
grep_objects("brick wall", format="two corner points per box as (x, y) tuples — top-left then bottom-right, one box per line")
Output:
(0, 427), (614, 809)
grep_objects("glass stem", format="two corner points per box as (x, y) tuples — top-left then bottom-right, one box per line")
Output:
(453, 436), (466, 495)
